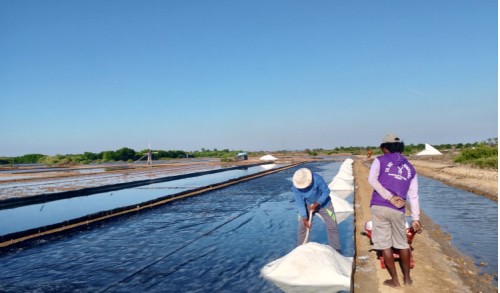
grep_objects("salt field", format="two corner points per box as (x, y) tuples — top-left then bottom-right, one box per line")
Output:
(0, 159), (221, 199)
(0, 164), (286, 236)
(0, 160), (497, 291)
(0, 161), (354, 292)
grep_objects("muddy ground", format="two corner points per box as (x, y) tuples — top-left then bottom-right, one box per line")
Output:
(353, 156), (497, 293)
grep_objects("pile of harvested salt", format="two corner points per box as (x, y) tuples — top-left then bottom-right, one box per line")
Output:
(261, 242), (352, 292)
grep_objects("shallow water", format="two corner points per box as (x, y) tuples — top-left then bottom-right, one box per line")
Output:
(0, 162), (354, 292)
(0, 164), (284, 235)
(418, 176), (498, 280)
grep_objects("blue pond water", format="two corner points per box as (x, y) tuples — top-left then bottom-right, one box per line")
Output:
(0, 164), (285, 235)
(417, 176), (498, 280)
(0, 162), (353, 292)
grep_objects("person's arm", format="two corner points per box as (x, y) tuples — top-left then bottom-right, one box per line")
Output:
(368, 158), (393, 200)
(316, 175), (330, 205)
(408, 174), (420, 221)
(293, 188), (308, 219)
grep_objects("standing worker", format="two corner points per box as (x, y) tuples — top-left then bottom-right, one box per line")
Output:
(368, 134), (421, 288)
(292, 168), (341, 253)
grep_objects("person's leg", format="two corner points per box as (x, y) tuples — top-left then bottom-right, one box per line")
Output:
(399, 248), (412, 285)
(296, 214), (307, 246)
(371, 206), (401, 288)
(389, 210), (411, 285)
(319, 204), (341, 253)
(381, 248), (401, 288)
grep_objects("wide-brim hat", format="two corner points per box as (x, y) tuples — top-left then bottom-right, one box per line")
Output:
(293, 168), (313, 189)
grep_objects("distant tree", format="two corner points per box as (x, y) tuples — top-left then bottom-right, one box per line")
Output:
(101, 151), (117, 162)
(82, 152), (99, 162)
(486, 138), (498, 145)
(305, 149), (318, 156)
(0, 158), (12, 164)
(115, 147), (137, 161)
(12, 154), (45, 164)
(155, 150), (187, 159)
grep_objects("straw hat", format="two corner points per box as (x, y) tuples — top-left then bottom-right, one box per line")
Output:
(293, 168), (313, 189)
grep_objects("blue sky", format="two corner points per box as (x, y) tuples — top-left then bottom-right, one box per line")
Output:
(1, 0), (497, 156)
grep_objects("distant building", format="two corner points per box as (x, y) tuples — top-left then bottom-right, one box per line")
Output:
(236, 152), (248, 160)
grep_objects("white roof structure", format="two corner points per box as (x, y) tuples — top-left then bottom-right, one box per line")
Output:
(259, 154), (278, 161)
(416, 144), (443, 155)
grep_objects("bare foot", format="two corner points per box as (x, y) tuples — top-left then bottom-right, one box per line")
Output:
(404, 278), (413, 285)
(383, 279), (401, 288)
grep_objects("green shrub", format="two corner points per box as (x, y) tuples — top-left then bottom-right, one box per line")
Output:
(473, 156), (498, 169)
(454, 145), (498, 169)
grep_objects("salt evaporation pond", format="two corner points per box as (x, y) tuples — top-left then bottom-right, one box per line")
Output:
(0, 162), (354, 292)
(417, 176), (498, 281)
(0, 164), (285, 235)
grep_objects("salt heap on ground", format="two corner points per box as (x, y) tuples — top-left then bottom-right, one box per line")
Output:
(416, 144), (442, 155)
(260, 242), (352, 293)
(259, 154), (278, 161)
(328, 158), (354, 192)
(329, 158), (354, 217)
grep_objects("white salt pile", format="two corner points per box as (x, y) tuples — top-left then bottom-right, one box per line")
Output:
(260, 242), (352, 292)
(330, 158), (354, 223)
(328, 158), (354, 192)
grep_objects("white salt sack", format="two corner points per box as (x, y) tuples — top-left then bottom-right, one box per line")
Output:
(261, 242), (352, 293)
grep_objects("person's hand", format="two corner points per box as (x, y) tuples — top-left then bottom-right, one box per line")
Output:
(309, 203), (320, 213)
(389, 196), (405, 208)
(303, 218), (311, 229)
(412, 220), (422, 233)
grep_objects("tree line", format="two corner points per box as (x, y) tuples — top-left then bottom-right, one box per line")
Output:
(0, 139), (496, 169)
(0, 148), (249, 165)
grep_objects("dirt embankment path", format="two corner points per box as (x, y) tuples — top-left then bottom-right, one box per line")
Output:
(352, 158), (496, 293)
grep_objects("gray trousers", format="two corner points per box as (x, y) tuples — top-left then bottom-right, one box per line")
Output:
(297, 202), (341, 253)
